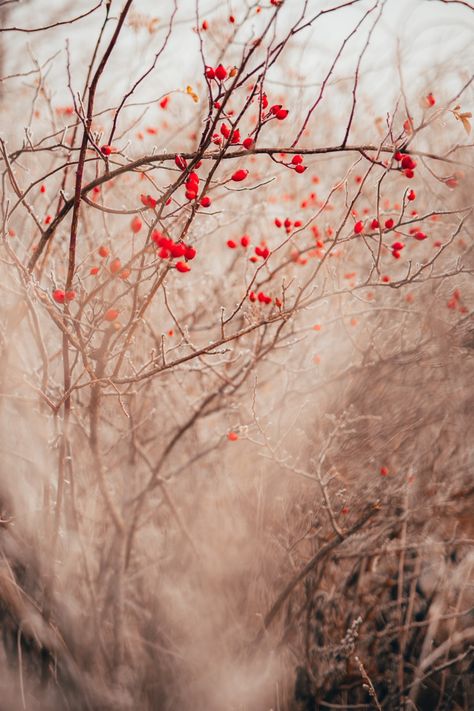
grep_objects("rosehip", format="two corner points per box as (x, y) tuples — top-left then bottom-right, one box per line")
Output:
(131, 216), (142, 233)
(354, 221), (364, 234)
(175, 154), (187, 170)
(110, 258), (121, 275)
(53, 289), (65, 303)
(184, 246), (196, 260)
(104, 308), (119, 321)
(231, 169), (248, 182)
(275, 108), (288, 120)
(176, 261), (190, 273)
(215, 64), (227, 81)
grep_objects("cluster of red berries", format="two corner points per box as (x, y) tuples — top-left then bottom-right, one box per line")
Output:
(248, 291), (281, 306)
(140, 194), (157, 209)
(447, 288), (468, 313)
(390, 240), (405, 259)
(53, 289), (76, 304)
(205, 64), (228, 82)
(263, 102), (289, 121)
(275, 216), (303, 233)
(286, 154), (307, 174)
(152, 230), (196, 272)
(394, 152), (417, 179)
(226, 235), (250, 249)
(174, 162), (212, 206)
(210, 122), (254, 151)
(408, 227), (428, 241)
(184, 171), (200, 200)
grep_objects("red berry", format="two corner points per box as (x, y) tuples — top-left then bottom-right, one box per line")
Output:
(90, 266), (99, 275)
(101, 145), (112, 156)
(104, 308), (119, 321)
(110, 258), (121, 274)
(414, 231), (427, 241)
(170, 242), (186, 258)
(380, 466), (389, 476)
(275, 108), (289, 120)
(227, 240), (237, 249)
(65, 290), (76, 301)
(354, 221), (364, 234)
(401, 155), (415, 170)
(215, 64), (227, 81)
(184, 246), (196, 260)
(231, 169), (248, 182)
(175, 154), (187, 170)
(243, 137), (254, 149)
(294, 164), (306, 174)
(176, 261), (190, 273)
(370, 219), (379, 230)
(255, 246), (270, 259)
(131, 216), (142, 233)
(98, 245), (109, 258)
(200, 196), (211, 207)
(240, 235), (250, 247)
(385, 218), (394, 229)
(407, 189), (416, 201)
(291, 154), (303, 165)
(53, 289), (65, 303)
(140, 194), (157, 208)
(205, 66), (215, 79)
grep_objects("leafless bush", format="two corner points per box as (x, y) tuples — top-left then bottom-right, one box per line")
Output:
(0, 1), (473, 709)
